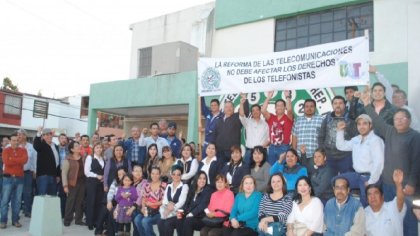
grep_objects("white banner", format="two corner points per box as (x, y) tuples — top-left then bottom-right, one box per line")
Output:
(198, 36), (369, 96)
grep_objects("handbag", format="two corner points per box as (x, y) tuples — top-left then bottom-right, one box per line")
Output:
(202, 209), (230, 227)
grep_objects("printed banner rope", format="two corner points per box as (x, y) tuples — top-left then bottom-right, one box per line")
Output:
(198, 36), (369, 96)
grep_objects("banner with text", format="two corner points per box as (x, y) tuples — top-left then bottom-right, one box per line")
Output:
(198, 36), (369, 96)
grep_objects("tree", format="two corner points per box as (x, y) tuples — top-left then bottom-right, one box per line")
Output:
(1, 77), (19, 92)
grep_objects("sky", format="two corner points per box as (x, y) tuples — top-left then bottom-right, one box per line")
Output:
(0, 0), (213, 98)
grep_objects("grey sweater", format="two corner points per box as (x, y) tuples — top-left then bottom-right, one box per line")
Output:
(365, 106), (420, 188)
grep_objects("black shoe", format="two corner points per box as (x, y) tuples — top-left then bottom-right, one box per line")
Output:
(64, 222), (70, 227)
(88, 225), (94, 230)
(75, 221), (86, 226)
(24, 213), (31, 218)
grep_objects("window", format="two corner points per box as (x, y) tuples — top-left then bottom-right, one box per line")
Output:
(4, 94), (22, 115)
(275, 2), (374, 51)
(138, 47), (152, 77)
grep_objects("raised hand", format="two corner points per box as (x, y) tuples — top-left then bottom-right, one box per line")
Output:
(336, 121), (346, 130)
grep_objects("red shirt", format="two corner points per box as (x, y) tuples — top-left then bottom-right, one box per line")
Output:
(266, 113), (293, 145)
(2, 146), (28, 177)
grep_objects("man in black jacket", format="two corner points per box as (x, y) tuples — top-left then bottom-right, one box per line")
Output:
(33, 127), (60, 196)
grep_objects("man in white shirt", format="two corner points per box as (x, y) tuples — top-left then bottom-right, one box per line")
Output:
(336, 114), (384, 207)
(239, 94), (269, 166)
(144, 122), (168, 157)
(365, 169), (406, 236)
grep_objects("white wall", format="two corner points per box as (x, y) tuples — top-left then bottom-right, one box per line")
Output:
(211, 19), (275, 57)
(407, 0), (420, 119)
(21, 95), (87, 137)
(371, 0), (420, 118)
(129, 2), (214, 78)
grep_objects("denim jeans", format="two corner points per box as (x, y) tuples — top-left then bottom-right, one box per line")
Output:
(268, 144), (289, 166)
(23, 171), (34, 214)
(0, 176), (24, 224)
(258, 222), (286, 236)
(134, 212), (160, 236)
(338, 172), (370, 207)
(326, 153), (353, 176)
(36, 175), (57, 196)
(243, 149), (252, 167)
(383, 183), (418, 236)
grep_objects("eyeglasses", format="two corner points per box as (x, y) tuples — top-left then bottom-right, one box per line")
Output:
(394, 117), (408, 122)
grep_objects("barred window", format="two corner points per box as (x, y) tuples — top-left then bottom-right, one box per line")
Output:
(4, 94), (22, 115)
(138, 47), (152, 77)
(275, 2), (374, 52)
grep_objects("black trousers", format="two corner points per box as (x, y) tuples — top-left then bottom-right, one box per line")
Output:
(85, 177), (104, 228)
(176, 216), (205, 236)
(157, 216), (178, 236)
(222, 226), (258, 236)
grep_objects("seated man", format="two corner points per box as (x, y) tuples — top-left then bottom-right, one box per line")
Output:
(365, 169), (406, 236)
(324, 177), (365, 236)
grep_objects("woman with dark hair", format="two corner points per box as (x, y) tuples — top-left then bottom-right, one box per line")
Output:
(176, 171), (213, 236)
(221, 145), (250, 194)
(201, 174), (235, 236)
(199, 143), (220, 187)
(286, 176), (323, 236)
(310, 148), (334, 205)
(223, 175), (262, 236)
(134, 166), (167, 236)
(62, 141), (86, 226)
(159, 146), (175, 183)
(176, 143), (199, 185)
(258, 173), (293, 236)
(84, 142), (105, 230)
(157, 165), (189, 236)
(270, 148), (308, 192)
(103, 144), (131, 192)
(144, 144), (160, 179)
(250, 146), (271, 192)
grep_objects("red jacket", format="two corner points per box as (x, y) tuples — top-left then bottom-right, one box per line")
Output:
(2, 146), (28, 177)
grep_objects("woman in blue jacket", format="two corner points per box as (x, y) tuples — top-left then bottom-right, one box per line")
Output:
(223, 175), (262, 236)
(269, 148), (308, 193)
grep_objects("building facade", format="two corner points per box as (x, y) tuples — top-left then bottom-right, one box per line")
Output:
(87, 0), (419, 141)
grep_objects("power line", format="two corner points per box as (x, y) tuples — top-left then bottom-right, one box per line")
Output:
(1, 102), (87, 122)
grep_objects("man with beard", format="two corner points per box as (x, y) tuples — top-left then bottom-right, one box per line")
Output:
(291, 98), (324, 174)
(318, 96), (357, 175)
(335, 114), (384, 207)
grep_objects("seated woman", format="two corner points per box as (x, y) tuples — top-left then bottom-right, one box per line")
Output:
(176, 143), (199, 185)
(286, 176), (323, 236)
(309, 148), (334, 205)
(134, 166), (167, 236)
(175, 171), (213, 236)
(223, 175), (263, 236)
(157, 165), (189, 236)
(221, 145), (250, 194)
(250, 146), (271, 192)
(199, 143), (220, 187)
(270, 148), (308, 193)
(258, 173), (293, 236)
(200, 174), (235, 236)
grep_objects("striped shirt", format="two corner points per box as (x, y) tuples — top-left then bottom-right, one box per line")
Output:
(292, 114), (324, 158)
(258, 193), (293, 223)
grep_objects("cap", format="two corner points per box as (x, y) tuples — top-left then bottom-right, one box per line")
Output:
(355, 114), (372, 124)
(16, 128), (27, 136)
(42, 128), (53, 135)
(168, 122), (177, 129)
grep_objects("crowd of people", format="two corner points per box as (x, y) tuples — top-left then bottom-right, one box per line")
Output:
(0, 69), (420, 236)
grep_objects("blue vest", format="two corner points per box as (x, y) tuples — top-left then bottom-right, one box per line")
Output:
(324, 196), (362, 236)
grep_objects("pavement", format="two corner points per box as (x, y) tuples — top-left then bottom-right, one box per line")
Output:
(0, 212), (98, 236)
